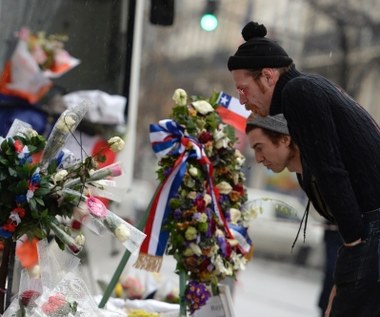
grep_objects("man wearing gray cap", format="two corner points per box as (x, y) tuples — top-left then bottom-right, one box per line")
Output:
(229, 21), (380, 317)
(246, 114), (341, 317)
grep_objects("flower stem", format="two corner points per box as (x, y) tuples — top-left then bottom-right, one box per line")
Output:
(179, 269), (187, 317)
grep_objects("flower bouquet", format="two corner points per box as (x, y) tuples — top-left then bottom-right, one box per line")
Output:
(0, 27), (80, 104)
(135, 89), (253, 315)
(0, 100), (145, 312)
(3, 239), (125, 317)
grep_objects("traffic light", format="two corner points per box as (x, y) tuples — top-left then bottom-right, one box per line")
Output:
(150, 0), (175, 26)
(200, 0), (219, 31)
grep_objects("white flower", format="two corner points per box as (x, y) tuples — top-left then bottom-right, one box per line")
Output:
(213, 255), (233, 276)
(53, 169), (68, 183)
(26, 189), (34, 202)
(108, 136), (125, 152)
(215, 138), (229, 149)
(17, 145), (30, 160)
(189, 243), (202, 256)
(213, 125), (230, 149)
(234, 149), (246, 167)
(9, 211), (21, 225)
(55, 114), (76, 133)
(213, 125), (227, 141)
(28, 265), (40, 278)
(203, 193), (212, 206)
(230, 208), (241, 225)
(187, 191), (197, 200)
(231, 252), (247, 270)
(115, 224), (130, 242)
(198, 213), (208, 223)
(188, 166), (198, 177)
(75, 234), (86, 246)
(216, 181), (232, 194)
(172, 88), (187, 106)
(192, 100), (214, 115)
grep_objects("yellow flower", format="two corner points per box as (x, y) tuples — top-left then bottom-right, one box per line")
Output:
(114, 282), (123, 298)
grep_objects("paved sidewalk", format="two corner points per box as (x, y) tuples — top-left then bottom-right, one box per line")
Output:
(234, 257), (322, 317)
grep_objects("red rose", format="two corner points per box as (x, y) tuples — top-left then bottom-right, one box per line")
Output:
(20, 290), (41, 307)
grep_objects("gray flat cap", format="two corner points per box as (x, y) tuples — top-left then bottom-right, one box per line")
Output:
(247, 113), (289, 135)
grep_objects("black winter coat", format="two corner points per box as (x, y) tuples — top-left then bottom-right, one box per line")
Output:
(270, 65), (380, 243)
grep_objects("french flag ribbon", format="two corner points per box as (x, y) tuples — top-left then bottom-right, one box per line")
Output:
(136, 119), (236, 271)
(228, 223), (252, 254)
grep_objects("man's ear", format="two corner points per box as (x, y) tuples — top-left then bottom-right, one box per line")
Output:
(261, 68), (278, 86)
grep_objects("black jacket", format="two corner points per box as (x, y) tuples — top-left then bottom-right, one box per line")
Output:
(270, 65), (380, 243)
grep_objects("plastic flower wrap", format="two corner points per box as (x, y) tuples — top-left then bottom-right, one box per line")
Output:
(135, 89), (253, 314)
(41, 100), (89, 167)
(3, 239), (124, 317)
(0, 101), (145, 256)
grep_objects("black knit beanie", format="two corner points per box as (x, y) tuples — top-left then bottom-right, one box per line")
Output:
(228, 21), (293, 71)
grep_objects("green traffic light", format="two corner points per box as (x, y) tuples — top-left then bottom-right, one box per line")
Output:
(200, 13), (218, 31)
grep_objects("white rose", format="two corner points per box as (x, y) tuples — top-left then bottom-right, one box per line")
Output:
(75, 234), (86, 246)
(108, 136), (125, 152)
(188, 166), (198, 177)
(172, 88), (188, 106)
(115, 224), (130, 242)
(192, 100), (214, 115)
(53, 169), (68, 183)
(230, 208), (241, 225)
(203, 194), (212, 206)
(56, 114), (76, 133)
(216, 181), (233, 194)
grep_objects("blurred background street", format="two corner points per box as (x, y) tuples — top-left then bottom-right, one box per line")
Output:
(81, 229), (323, 317)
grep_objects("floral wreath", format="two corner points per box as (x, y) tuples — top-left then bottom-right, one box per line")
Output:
(135, 89), (253, 314)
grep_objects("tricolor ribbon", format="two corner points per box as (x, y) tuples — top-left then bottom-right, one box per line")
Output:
(228, 223), (253, 254)
(134, 119), (235, 272)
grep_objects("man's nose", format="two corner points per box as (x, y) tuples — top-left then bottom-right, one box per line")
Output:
(239, 94), (248, 105)
(255, 153), (263, 163)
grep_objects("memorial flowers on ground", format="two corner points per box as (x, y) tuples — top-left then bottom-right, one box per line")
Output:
(0, 100), (146, 313)
(0, 102), (129, 248)
(135, 89), (253, 314)
(0, 27), (80, 104)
